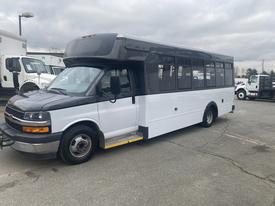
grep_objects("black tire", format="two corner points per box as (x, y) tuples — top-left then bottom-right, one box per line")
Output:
(19, 83), (39, 93)
(59, 125), (98, 165)
(236, 89), (246, 100)
(201, 107), (215, 128)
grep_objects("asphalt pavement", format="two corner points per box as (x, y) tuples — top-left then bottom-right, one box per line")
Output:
(0, 99), (275, 206)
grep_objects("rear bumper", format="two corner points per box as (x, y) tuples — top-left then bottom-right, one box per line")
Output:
(0, 123), (62, 156)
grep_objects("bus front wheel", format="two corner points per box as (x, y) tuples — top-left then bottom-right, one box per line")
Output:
(59, 125), (98, 164)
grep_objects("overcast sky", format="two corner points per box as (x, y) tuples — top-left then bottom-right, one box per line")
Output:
(0, 0), (275, 71)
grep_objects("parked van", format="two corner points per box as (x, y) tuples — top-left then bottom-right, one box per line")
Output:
(0, 33), (235, 164)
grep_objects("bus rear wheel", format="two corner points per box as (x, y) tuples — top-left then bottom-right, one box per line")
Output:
(59, 125), (98, 164)
(201, 107), (215, 128)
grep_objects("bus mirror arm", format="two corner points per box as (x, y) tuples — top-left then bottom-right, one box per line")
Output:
(97, 88), (117, 104)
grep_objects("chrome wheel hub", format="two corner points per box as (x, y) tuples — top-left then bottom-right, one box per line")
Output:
(206, 111), (213, 124)
(69, 134), (92, 158)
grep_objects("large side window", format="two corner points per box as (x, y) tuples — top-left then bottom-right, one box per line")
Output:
(147, 53), (160, 92)
(206, 61), (215, 87)
(192, 59), (205, 89)
(146, 54), (176, 92)
(177, 58), (192, 89)
(215, 62), (225, 87)
(100, 69), (131, 98)
(225, 63), (233, 86)
(158, 56), (176, 91)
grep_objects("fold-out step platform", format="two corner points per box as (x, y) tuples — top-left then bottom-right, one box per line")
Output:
(104, 133), (143, 149)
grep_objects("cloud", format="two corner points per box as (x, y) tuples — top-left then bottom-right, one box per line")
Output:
(0, 0), (275, 70)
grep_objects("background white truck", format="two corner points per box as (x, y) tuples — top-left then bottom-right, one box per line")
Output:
(27, 51), (65, 75)
(235, 74), (275, 100)
(0, 29), (55, 97)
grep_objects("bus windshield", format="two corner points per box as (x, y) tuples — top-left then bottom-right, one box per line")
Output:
(22, 58), (48, 73)
(47, 66), (102, 95)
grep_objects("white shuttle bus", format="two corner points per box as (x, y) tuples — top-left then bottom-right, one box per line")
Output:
(0, 33), (235, 164)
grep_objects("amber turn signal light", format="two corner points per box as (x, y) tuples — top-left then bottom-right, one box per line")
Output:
(22, 126), (49, 133)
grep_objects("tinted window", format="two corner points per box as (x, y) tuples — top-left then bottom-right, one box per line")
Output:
(100, 69), (131, 98)
(216, 62), (225, 86)
(206, 61), (215, 87)
(147, 55), (176, 92)
(177, 58), (192, 89)
(225, 63), (233, 86)
(147, 54), (161, 91)
(65, 34), (117, 57)
(192, 59), (204, 89)
(158, 56), (176, 91)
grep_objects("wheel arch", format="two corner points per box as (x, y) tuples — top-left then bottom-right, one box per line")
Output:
(204, 101), (218, 119)
(19, 81), (40, 92)
(61, 120), (104, 147)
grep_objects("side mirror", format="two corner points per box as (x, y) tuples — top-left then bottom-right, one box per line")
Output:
(248, 80), (251, 84)
(6, 58), (21, 72)
(110, 76), (121, 96)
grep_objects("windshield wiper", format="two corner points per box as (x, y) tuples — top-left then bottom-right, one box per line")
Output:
(48, 88), (68, 95)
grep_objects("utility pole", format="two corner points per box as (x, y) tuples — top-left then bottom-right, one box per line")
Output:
(262, 59), (265, 74)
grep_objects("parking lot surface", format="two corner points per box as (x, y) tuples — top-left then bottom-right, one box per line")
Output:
(0, 99), (275, 206)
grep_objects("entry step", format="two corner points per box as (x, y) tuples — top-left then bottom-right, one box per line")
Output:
(104, 133), (143, 149)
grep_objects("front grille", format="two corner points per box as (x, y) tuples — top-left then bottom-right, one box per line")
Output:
(5, 105), (24, 119)
(5, 105), (24, 131)
(5, 117), (22, 131)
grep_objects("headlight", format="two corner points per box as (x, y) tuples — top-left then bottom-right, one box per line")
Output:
(24, 111), (50, 121)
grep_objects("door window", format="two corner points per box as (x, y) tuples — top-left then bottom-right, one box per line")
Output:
(249, 75), (257, 83)
(100, 69), (131, 98)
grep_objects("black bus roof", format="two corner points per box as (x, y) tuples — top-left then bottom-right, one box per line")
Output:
(64, 33), (233, 66)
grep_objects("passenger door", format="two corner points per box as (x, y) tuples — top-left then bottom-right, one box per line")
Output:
(1, 57), (22, 88)
(97, 69), (138, 139)
(247, 75), (259, 91)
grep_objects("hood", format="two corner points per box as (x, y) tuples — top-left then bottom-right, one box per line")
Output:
(7, 90), (96, 112)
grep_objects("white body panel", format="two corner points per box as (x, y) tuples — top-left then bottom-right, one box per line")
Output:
(50, 103), (100, 133)
(49, 87), (234, 140)
(0, 30), (26, 56)
(97, 97), (138, 139)
(137, 87), (234, 138)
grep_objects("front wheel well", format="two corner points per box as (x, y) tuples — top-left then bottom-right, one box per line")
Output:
(236, 88), (246, 93)
(20, 82), (40, 93)
(62, 121), (103, 146)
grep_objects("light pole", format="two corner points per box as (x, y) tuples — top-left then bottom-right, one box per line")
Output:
(18, 12), (34, 36)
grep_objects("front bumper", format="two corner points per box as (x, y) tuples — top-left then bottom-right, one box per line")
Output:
(0, 123), (62, 157)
